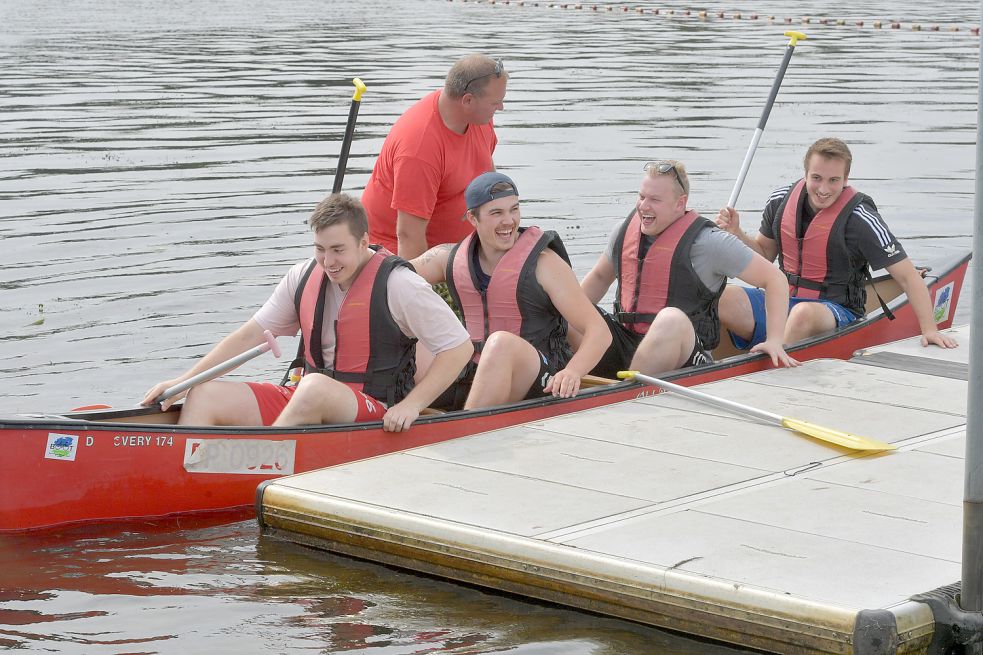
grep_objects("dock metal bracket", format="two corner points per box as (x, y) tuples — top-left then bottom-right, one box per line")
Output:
(911, 582), (983, 654)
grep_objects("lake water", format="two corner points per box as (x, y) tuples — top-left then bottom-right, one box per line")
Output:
(0, 0), (979, 652)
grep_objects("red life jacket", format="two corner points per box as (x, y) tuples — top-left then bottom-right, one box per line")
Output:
(446, 226), (571, 366)
(613, 209), (723, 349)
(291, 246), (416, 405)
(774, 179), (867, 315)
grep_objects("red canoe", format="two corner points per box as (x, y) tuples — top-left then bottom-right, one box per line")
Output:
(0, 252), (969, 532)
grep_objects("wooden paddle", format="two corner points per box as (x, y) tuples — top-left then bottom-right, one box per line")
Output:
(332, 77), (367, 193)
(727, 30), (807, 208)
(618, 370), (895, 452)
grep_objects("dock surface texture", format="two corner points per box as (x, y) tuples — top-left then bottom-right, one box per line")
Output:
(259, 325), (974, 655)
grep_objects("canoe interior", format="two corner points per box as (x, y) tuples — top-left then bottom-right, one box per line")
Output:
(13, 258), (952, 428)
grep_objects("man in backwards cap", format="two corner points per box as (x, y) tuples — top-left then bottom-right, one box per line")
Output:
(410, 171), (611, 409)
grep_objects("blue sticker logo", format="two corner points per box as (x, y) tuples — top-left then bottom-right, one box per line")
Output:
(45, 433), (79, 461)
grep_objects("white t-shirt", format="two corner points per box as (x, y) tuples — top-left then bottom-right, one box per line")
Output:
(253, 259), (469, 366)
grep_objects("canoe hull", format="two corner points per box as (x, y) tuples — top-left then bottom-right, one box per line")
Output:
(0, 253), (969, 532)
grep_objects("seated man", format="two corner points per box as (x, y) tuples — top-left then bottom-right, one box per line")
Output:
(142, 193), (473, 431)
(578, 160), (798, 377)
(410, 171), (611, 409)
(715, 137), (958, 350)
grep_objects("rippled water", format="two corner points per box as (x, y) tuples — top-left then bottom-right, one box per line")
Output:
(0, 0), (979, 652)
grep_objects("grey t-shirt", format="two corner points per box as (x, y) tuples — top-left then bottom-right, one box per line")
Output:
(603, 218), (754, 291)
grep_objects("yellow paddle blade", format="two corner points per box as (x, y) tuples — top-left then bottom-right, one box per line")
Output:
(781, 417), (896, 452)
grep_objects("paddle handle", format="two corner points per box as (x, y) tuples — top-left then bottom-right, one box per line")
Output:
(154, 330), (281, 404)
(726, 31), (806, 208)
(332, 77), (366, 194)
(620, 371), (783, 426)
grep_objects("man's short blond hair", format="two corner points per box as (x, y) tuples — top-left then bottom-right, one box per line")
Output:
(308, 193), (368, 239)
(804, 137), (852, 177)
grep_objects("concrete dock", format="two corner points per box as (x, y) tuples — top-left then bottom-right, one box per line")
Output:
(258, 325), (973, 654)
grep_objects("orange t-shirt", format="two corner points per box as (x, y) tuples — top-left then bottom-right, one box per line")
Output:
(362, 90), (497, 253)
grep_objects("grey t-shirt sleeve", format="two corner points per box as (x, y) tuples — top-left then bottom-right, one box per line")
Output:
(690, 227), (755, 291)
(603, 222), (621, 263)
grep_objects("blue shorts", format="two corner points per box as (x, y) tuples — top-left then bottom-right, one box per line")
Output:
(729, 288), (859, 350)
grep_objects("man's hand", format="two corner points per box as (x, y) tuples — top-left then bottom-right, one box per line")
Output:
(382, 399), (424, 432)
(543, 367), (582, 398)
(750, 339), (800, 368)
(715, 206), (742, 235)
(141, 379), (186, 410)
(921, 330), (958, 349)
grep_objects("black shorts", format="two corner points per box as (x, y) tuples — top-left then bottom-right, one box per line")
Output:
(589, 306), (713, 378)
(431, 348), (565, 411)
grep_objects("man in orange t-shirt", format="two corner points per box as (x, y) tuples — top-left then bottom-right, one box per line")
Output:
(362, 55), (507, 259)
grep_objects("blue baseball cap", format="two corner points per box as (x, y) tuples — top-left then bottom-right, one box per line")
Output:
(465, 171), (519, 211)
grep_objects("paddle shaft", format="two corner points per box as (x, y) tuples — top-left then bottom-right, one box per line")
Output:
(726, 31), (806, 208)
(628, 371), (783, 426)
(331, 77), (367, 194)
(154, 330), (281, 404)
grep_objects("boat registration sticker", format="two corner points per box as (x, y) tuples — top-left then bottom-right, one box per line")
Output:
(45, 433), (80, 461)
(183, 438), (296, 475)
(933, 282), (954, 324)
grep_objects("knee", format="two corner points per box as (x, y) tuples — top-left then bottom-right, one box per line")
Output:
(481, 331), (523, 359)
(650, 307), (691, 334)
(293, 373), (341, 402)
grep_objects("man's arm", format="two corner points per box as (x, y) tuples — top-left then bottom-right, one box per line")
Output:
(539, 253), (612, 397)
(715, 207), (779, 261)
(886, 258), (959, 349)
(395, 210), (430, 259)
(734, 255), (799, 368)
(407, 243), (452, 285)
(580, 254), (617, 304)
(382, 339), (473, 432)
(141, 319), (268, 409)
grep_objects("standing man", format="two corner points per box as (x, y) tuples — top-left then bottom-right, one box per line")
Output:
(410, 172), (611, 409)
(362, 54), (507, 259)
(578, 160), (798, 377)
(715, 137), (958, 349)
(142, 193), (473, 431)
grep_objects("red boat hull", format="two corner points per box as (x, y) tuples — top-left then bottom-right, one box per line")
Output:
(0, 253), (968, 532)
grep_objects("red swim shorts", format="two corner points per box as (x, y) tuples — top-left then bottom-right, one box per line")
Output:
(244, 382), (387, 426)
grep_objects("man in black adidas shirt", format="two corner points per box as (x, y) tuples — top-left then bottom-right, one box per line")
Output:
(715, 137), (957, 350)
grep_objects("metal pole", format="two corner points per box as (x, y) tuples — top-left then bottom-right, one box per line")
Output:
(727, 31), (807, 209)
(961, 1), (983, 644)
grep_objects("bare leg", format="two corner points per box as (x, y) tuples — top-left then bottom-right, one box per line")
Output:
(465, 332), (542, 410)
(785, 302), (837, 343)
(273, 373), (359, 427)
(629, 308), (696, 375)
(177, 380), (263, 426)
(717, 285), (756, 344)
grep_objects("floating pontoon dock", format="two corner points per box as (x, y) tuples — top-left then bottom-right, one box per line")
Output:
(258, 325), (973, 654)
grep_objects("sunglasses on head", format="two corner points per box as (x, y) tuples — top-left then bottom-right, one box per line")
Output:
(643, 160), (686, 194)
(463, 58), (505, 94)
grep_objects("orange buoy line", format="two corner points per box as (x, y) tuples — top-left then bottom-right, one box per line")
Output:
(445, 0), (982, 36)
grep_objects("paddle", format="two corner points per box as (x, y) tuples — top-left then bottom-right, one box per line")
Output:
(617, 370), (895, 452)
(332, 77), (367, 194)
(153, 330), (282, 406)
(726, 30), (807, 208)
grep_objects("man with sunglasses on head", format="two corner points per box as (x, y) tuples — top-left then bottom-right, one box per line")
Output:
(362, 55), (507, 260)
(715, 137), (957, 350)
(576, 160), (798, 377)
